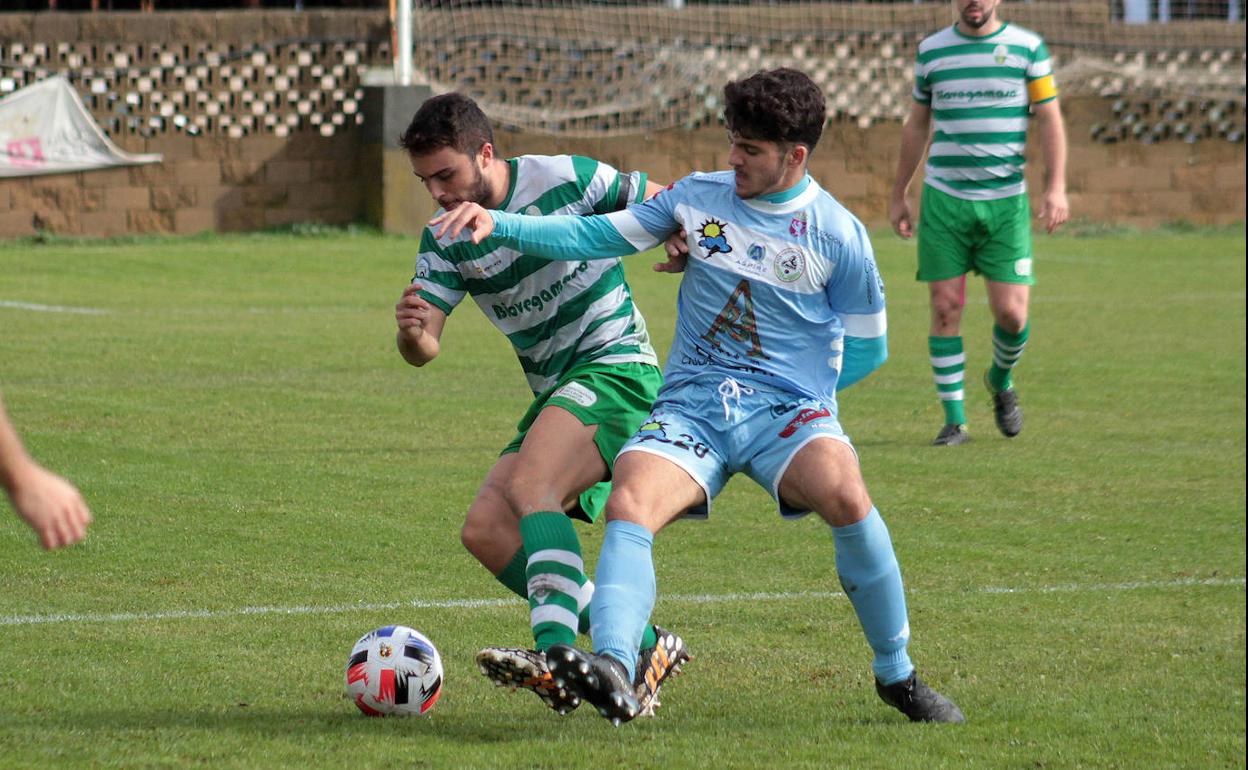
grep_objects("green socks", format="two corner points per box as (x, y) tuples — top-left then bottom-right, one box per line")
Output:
(519, 511), (587, 651)
(497, 532), (658, 651)
(987, 322), (1029, 392)
(929, 335), (966, 426)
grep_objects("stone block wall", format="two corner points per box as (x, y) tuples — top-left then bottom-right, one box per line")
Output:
(0, 7), (1243, 238)
(0, 95), (1243, 239)
(0, 131), (362, 238)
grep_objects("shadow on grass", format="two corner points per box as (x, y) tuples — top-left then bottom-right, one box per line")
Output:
(2, 704), (565, 744)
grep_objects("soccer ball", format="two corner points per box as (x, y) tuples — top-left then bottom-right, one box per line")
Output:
(345, 625), (443, 716)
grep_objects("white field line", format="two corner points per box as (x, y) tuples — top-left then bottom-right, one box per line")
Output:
(1, 576), (1241, 628)
(0, 300), (109, 315)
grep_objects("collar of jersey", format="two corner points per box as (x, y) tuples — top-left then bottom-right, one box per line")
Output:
(742, 175), (820, 214)
(951, 21), (1010, 42)
(498, 158), (520, 210)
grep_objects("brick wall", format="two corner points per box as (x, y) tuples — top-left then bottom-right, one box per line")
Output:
(0, 2), (1243, 238)
(493, 95), (1247, 229)
(0, 94), (1243, 239)
(0, 131), (362, 238)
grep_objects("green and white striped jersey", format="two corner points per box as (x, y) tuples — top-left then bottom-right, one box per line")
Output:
(913, 23), (1058, 201)
(413, 154), (659, 395)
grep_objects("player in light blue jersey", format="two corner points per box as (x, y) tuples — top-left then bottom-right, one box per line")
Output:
(434, 69), (965, 726)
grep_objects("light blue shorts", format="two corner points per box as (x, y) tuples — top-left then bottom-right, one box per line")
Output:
(618, 376), (854, 519)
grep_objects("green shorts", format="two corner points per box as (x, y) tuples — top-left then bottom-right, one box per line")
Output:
(917, 184), (1035, 285)
(502, 360), (663, 522)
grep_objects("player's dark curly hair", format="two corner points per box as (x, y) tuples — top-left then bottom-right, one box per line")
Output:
(398, 93), (495, 157)
(723, 68), (826, 153)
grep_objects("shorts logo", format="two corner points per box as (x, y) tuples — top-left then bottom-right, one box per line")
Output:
(774, 248), (806, 282)
(1015, 258), (1033, 277)
(552, 382), (598, 407)
(634, 419), (710, 459)
(779, 406), (831, 438)
(789, 212), (808, 237)
(636, 419), (668, 440)
(697, 219), (732, 256)
(415, 256), (431, 278)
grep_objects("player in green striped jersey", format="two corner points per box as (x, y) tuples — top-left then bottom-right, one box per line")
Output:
(392, 94), (687, 716)
(890, 0), (1069, 446)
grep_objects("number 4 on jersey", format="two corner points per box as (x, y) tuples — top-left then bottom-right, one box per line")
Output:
(701, 279), (770, 360)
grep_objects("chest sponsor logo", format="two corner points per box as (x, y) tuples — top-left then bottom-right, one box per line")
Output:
(789, 212), (808, 237)
(696, 219), (732, 256)
(490, 261), (590, 319)
(774, 248), (806, 282)
(934, 87), (1020, 103)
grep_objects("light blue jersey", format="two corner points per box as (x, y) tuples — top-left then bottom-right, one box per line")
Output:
(490, 171), (918, 688)
(491, 171), (888, 407)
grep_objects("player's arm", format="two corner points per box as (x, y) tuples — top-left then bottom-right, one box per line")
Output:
(431, 196), (678, 262)
(640, 180), (690, 273)
(643, 180), (667, 199)
(889, 100), (932, 239)
(838, 333), (888, 391)
(395, 282), (448, 367)
(827, 229), (888, 391)
(1032, 99), (1069, 233)
(0, 392), (92, 550)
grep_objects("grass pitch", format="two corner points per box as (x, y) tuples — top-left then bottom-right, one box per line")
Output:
(1, 226), (1244, 769)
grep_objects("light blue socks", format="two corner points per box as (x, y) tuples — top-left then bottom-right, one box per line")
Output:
(832, 508), (915, 685)
(589, 519), (655, 682)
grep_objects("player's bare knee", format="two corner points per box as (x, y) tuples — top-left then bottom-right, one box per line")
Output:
(500, 473), (560, 517)
(459, 518), (491, 561)
(995, 310), (1027, 334)
(603, 483), (650, 525)
(815, 490), (873, 527)
(931, 297), (963, 325)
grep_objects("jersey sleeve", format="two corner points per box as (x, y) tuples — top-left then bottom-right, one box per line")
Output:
(571, 155), (649, 215)
(825, 224), (888, 390)
(912, 50), (932, 105)
(1026, 39), (1058, 105)
(490, 178), (684, 261)
(412, 227), (466, 315)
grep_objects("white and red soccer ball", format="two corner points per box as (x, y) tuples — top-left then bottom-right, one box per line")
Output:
(345, 625), (443, 716)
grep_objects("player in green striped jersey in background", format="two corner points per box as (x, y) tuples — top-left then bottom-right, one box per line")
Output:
(890, 0), (1069, 446)
(392, 94), (688, 717)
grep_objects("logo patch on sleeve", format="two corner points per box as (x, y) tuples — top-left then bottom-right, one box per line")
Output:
(552, 382), (598, 407)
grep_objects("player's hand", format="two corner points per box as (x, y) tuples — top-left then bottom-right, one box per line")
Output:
(889, 196), (914, 239)
(8, 461), (92, 550)
(654, 228), (688, 273)
(395, 283), (434, 337)
(1038, 189), (1070, 234)
(430, 202), (495, 244)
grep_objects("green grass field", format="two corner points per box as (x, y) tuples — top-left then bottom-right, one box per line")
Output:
(1, 226), (1244, 769)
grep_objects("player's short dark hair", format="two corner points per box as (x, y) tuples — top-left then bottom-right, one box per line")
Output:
(398, 93), (495, 157)
(723, 68), (826, 153)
